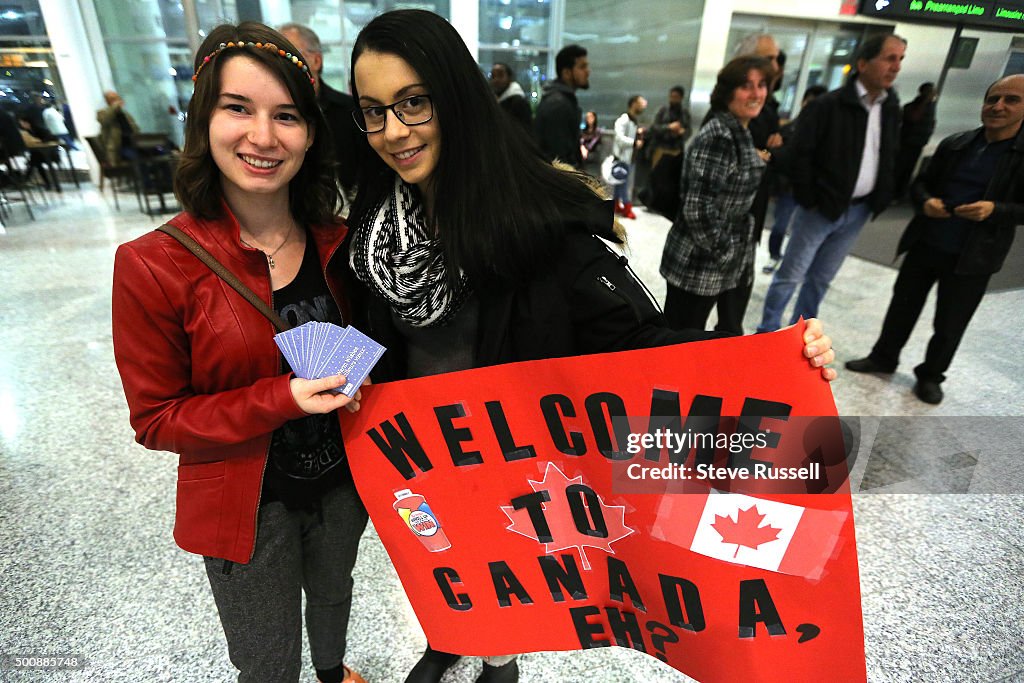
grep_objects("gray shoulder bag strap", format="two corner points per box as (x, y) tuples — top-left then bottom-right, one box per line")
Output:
(156, 223), (290, 332)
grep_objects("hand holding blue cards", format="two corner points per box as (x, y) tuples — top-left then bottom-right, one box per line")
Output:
(274, 322), (386, 397)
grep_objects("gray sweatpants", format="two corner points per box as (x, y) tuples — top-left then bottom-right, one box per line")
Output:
(203, 481), (368, 683)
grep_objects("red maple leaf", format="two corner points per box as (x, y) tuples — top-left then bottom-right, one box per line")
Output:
(501, 462), (634, 570)
(711, 505), (783, 558)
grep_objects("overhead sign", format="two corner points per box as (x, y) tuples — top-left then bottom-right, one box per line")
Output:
(860, 0), (1024, 30)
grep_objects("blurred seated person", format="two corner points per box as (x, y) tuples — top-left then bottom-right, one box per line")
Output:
(25, 94), (58, 142)
(97, 90), (140, 164)
(18, 115), (62, 191)
(43, 98), (78, 150)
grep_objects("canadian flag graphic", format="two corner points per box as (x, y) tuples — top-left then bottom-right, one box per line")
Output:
(652, 490), (848, 581)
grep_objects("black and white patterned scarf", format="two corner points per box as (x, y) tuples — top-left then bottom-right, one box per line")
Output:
(349, 177), (471, 327)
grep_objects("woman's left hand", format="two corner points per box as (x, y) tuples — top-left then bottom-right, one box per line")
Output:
(291, 375), (367, 414)
(800, 318), (837, 382)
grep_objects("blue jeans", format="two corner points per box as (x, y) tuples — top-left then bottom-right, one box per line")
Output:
(757, 202), (871, 332)
(768, 192), (798, 260)
(613, 163), (632, 203)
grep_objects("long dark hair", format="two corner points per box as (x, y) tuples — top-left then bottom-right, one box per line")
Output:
(702, 55), (773, 127)
(349, 9), (604, 286)
(174, 22), (341, 224)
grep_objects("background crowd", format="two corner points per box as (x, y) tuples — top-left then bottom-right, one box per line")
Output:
(512, 31), (1020, 408)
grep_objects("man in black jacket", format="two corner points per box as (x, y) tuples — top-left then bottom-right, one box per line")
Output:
(758, 33), (905, 333)
(490, 62), (533, 133)
(534, 44), (589, 167)
(280, 23), (361, 200)
(894, 81), (938, 198)
(846, 75), (1024, 404)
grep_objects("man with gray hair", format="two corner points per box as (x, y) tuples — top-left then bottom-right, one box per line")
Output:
(758, 33), (906, 332)
(279, 23), (360, 199)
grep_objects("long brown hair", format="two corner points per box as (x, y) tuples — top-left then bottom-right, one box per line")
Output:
(173, 22), (341, 224)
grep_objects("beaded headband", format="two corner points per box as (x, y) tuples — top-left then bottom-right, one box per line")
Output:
(192, 41), (316, 88)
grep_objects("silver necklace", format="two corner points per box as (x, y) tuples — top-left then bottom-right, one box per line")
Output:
(240, 223), (295, 270)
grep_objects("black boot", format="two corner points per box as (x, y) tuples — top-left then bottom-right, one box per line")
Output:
(476, 659), (519, 683)
(405, 646), (460, 683)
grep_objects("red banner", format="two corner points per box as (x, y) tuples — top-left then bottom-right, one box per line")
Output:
(343, 323), (866, 682)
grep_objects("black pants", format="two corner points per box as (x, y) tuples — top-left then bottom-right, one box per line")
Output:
(663, 281), (753, 334)
(869, 241), (990, 383)
(894, 143), (925, 198)
(204, 481), (368, 683)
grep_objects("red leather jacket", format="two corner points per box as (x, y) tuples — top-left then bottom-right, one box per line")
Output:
(112, 208), (350, 563)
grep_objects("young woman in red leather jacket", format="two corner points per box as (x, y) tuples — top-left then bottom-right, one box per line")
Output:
(112, 22), (366, 683)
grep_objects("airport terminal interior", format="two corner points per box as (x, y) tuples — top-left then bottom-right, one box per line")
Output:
(1, 0), (1023, 682)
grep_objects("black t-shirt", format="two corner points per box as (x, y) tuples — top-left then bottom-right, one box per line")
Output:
(262, 234), (352, 510)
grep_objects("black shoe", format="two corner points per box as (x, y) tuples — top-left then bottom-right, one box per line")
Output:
(405, 647), (460, 683)
(913, 380), (943, 404)
(476, 659), (519, 683)
(845, 357), (895, 374)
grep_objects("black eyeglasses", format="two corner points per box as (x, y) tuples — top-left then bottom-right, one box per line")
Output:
(352, 94), (433, 133)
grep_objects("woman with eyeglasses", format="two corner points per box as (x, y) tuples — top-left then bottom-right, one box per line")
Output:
(346, 10), (837, 683)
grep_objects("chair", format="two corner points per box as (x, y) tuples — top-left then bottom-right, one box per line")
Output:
(85, 135), (135, 210)
(22, 139), (63, 196)
(130, 133), (180, 216)
(134, 155), (179, 216)
(0, 140), (39, 221)
(55, 143), (81, 190)
(131, 132), (178, 156)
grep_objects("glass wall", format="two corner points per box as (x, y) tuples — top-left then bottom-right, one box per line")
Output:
(0, 0), (47, 36)
(88, 0), (452, 136)
(725, 15), (887, 120)
(0, 0), (67, 120)
(195, 0), (239, 30)
(288, 0), (346, 88)
(281, 0), (451, 93)
(562, 0), (705, 133)
(479, 0), (553, 106)
(92, 0), (191, 144)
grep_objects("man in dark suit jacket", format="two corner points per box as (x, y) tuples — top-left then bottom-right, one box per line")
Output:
(847, 75), (1024, 404)
(280, 23), (361, 201)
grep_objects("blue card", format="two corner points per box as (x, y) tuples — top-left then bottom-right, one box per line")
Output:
(274, 322), (386, 397)
(319, 325), (387, 397)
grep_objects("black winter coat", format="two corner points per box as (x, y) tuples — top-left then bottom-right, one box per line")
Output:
(901, 127), (1024, 275)
(319, 80), (361, 195)
(534, 81), (582, 167)
(350, 200), (725, 383)
(790, 79), (901, 221)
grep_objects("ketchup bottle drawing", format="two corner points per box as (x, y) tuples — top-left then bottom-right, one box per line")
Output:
(393, 489), (452, 552)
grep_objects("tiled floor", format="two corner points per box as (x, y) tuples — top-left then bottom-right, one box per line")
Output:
(0, 187), (1021, 682)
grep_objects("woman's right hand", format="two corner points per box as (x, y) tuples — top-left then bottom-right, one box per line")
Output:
(290, 375), (363, 415)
